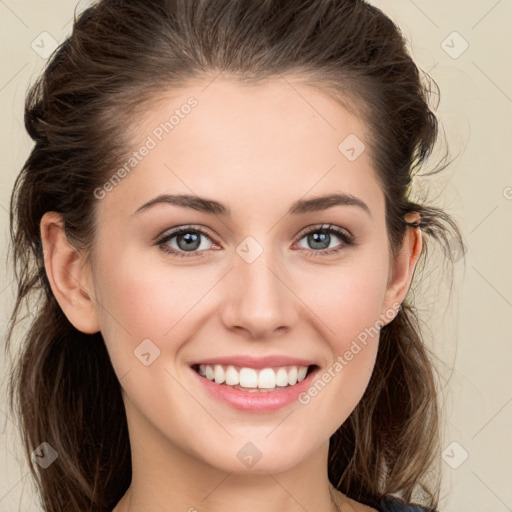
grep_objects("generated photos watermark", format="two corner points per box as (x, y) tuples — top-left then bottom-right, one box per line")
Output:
(94, 96), (198, 200)
(298, 302), (402, 405)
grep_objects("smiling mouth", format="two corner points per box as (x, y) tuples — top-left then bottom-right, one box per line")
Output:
(191, 363), (319, 392)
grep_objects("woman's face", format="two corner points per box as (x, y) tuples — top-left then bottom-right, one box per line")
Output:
(67, 77), (416, 474)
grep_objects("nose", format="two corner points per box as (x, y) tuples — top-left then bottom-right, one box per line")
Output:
(219, 247), (299, 340)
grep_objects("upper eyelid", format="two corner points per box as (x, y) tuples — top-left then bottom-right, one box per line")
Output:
(156, 224), (216, 241)
(295, 223), (352, 239)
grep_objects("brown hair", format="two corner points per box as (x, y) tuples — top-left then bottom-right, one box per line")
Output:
(5, 1), (464, 511)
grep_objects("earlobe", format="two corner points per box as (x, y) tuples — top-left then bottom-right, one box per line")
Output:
(380, 212), (423, 322)
(40, 212), (100, 334)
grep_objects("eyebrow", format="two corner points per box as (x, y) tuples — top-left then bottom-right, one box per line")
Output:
(132, 192), (372, 218)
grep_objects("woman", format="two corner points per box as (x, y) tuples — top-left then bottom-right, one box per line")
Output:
(5, 1), (464, 511)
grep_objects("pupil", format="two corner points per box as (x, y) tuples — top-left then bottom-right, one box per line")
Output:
(309, 232), (330, 250)
(178, 232), (200, 251)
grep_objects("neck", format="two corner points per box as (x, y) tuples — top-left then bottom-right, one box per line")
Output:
(112, 399), (354, 512)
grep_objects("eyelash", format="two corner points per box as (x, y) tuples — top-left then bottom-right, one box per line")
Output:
(155, 224), (356, 259)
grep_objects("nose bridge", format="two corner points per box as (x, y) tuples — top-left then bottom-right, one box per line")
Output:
(221, 236), (297, 337)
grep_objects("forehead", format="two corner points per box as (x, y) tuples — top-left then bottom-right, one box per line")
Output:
(99, 77), (384, 221)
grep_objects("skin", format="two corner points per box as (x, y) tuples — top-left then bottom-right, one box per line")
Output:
(40, 77), (422, 512)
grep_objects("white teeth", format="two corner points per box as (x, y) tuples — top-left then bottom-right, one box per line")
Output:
(258, 368), (276, 389)
(276, 367), (289, 387)
(213, 364), (225, 384)
(239, 368), (258, 388)
(297, 366), (308, 382)
(288, 366), (298, 385)
(195, 364), (311, 390)
(225, 365), (239, 385)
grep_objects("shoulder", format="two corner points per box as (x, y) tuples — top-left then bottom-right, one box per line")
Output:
(335, 491), (436, 512)
(376, 495), (436, 512)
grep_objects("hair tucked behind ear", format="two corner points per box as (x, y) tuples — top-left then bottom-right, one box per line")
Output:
(5, 1), (464, 511)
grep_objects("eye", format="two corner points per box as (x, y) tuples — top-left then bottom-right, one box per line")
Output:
(155, 225), (219, 258)
(294, 224), (356, 257)
(155, 223), (356, 259)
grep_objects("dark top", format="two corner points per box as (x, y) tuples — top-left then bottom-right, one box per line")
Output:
(361, 495), (435, 512)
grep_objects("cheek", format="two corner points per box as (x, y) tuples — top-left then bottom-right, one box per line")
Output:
(295, 247), (389, 402)
(300, 249), (389, 347)
(94, 251), (197, 338)
(92, 242), (224, 375)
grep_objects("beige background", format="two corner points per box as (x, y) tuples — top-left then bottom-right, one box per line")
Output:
(1, 1), (511, 511)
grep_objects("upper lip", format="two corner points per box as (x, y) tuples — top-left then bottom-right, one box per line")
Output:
(189, 355), (317, 369)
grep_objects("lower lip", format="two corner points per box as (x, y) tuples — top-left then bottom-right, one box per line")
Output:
(190, 365), (319, 413)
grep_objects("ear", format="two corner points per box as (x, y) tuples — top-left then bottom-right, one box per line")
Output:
(380, 212), (423, 324)
(40, 212), (100, 334)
